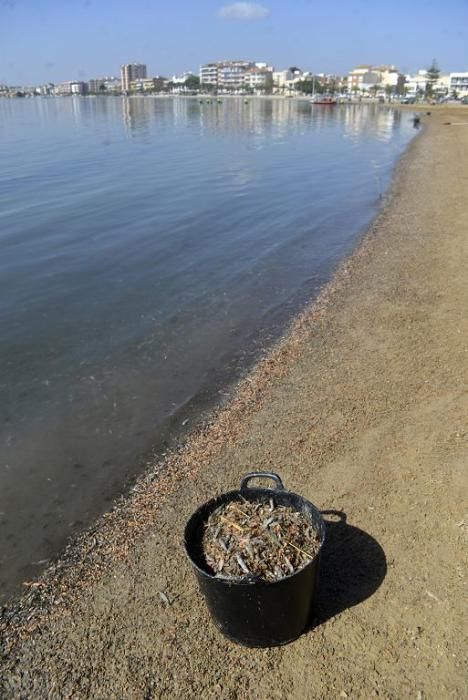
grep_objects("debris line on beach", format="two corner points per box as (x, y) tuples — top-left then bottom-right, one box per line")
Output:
(202, 499), (320, 582)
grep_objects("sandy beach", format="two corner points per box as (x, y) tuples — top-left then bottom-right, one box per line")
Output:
(1, 106), (467, 699)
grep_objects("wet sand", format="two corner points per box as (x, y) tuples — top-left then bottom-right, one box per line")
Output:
(1, 107), (467, 699)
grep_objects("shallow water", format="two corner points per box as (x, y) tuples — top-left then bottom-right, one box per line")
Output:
(0, 96), (415, 600)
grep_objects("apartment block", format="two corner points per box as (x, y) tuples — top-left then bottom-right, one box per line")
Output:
(129, 77), (167, 92)
(88, 78), (105, 93)
(120, 64), (147, 92)
(55, 81), (87, 95)
(219, 61), (252, 88)
(404, 71), (428, 95)
(199, 60), (273, 90)
(244, 66), (272, 90)
(347, 65), (374, 91)
(199, 63), (219, 86)
(450, 72), (468, 96)
(347, 64), (404, 93)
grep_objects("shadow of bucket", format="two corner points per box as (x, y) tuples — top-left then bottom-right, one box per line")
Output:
(312, 510), (387, 628)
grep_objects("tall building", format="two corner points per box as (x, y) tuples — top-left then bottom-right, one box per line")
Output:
(120, 64), (147, 92)
(199, 63), (220, 87)
(88, 78), (106, 93)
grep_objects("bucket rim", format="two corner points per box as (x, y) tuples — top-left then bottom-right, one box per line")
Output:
(184, 485), (326, 586)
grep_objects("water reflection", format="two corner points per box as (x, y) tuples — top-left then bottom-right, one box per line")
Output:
(343, 103), (402, 142)
(20, 95), (407, 146)
(111, 96), (405, 145)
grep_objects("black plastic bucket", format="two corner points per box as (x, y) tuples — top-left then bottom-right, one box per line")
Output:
(184, 471), (326, 647)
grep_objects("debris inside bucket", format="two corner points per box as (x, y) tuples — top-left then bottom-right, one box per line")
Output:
(202, 498), (321, 581)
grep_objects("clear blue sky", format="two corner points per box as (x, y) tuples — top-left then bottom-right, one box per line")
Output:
(1, 0), (467, 85)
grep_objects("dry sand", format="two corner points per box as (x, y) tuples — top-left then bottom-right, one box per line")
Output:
(1, 107), (467, 699)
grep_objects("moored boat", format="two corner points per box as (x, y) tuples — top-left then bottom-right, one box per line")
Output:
(310, 95), (337, 105)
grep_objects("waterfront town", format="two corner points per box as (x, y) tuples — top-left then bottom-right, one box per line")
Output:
(1, 0), (468, 688)
(1, 59), (468, 102)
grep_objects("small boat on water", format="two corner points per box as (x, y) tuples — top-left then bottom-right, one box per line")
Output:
(310, 95), (337, 105)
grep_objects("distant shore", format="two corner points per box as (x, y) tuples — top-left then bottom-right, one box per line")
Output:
(1, 107), (467, 699)
(4, 91), (467, 111)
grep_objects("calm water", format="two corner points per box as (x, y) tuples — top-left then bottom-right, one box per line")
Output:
(0, 97), (415, 600)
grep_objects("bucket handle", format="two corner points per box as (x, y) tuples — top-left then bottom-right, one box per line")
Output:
(240, 471), (285, 491)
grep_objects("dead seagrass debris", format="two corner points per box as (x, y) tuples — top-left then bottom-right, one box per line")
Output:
(201, 498), (321, 582)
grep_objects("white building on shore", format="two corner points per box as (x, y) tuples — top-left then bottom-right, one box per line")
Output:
(87, 77), (121, 94)
(171, 72), (194, 85)
(404, 70), (428, 96)
(347, 65), (375, 92)
(347, 64), (404, 94)
(272, 68), (306, 93)
(243, 65), (273, 90)
(199, 63), (219, 87)
(449, 72), (468, 96)
(435, 74), (450, 93)
(54, 81), (87, 96)
(404, 70), (451, 97)
(199, 60), (273, 91)
(129, 77), (167, 92)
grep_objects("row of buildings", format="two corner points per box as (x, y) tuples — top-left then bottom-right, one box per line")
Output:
(347, 65), (404, 93)
(2, 61), (468, 100)
(199, 60), (468, 99)
(0, 65), (185, 98)
(20, 76), (123, 97)
(347, 64), (468, 98)
(200, 61), (339, 93)
(200, 61), (275, 91)
(49, 65), (155, 96)
(53, 64), (194, 96)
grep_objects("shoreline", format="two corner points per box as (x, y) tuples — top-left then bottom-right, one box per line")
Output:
(0, 117), (422, 634)
(2, 108), (467, 698)
(7, 92), (468, 113)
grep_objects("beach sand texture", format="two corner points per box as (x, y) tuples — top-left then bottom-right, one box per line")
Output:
(1, 107), (467, 699)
